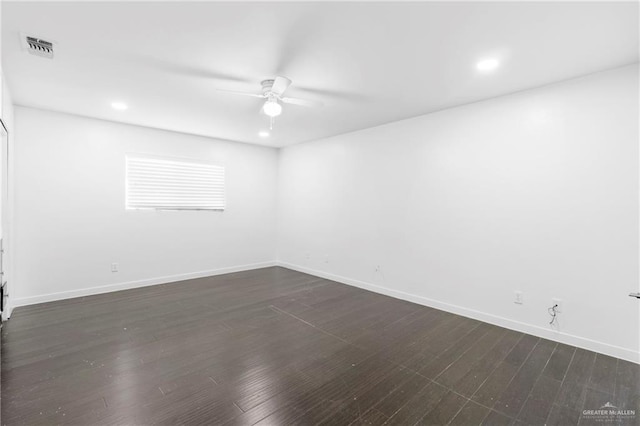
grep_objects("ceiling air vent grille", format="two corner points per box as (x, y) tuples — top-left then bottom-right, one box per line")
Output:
(25, 36), (54, 58)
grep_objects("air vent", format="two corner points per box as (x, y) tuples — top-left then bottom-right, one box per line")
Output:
(24, 36), (54, 58)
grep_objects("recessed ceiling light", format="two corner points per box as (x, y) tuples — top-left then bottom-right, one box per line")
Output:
(476, 58), (500, 72)
(258, 131), (270, 138)
(111, 101), (128, 110)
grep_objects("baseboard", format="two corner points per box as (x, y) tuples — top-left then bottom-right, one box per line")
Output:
(12, 261), (277, 308)
(278, 261), (639, 364)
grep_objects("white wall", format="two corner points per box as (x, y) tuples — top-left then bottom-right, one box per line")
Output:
(13, 107), (278, 305)
(277, 65), (640, 363)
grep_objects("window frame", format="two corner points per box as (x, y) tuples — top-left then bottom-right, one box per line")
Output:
(125, 154), (226, 212)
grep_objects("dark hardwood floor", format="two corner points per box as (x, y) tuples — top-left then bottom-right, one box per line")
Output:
(2, 267), (638, 425)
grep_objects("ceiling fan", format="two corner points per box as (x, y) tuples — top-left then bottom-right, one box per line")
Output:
(218, 76), (323, 128)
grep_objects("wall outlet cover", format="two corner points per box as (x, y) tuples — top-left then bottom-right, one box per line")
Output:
(514, 291), (524, 305)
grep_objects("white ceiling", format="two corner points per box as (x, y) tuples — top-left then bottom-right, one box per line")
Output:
(2, 1), (638, 147)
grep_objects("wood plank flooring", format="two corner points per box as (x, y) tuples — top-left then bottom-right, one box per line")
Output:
(2, 267), (638, 425)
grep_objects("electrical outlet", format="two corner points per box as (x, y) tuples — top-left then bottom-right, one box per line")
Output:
(111, 263), (118, 272)
(305, 252), (311, 260)
(552, 298), (563, 313)
(514, 291), (523, 305)
(324, 255), (329, 264)
(375, 265), (381, 272)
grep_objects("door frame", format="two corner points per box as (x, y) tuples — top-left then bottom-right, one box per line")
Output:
(0, 118), (10, 321)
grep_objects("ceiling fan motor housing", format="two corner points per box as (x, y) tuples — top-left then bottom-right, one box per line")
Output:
(261, 79), (275, 95)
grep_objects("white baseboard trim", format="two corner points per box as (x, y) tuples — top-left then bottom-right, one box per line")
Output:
(278, 261), (640, 364)
(12, 261), (277, 308)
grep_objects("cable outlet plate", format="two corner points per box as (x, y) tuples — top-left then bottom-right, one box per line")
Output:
(552, 298), (563, 313)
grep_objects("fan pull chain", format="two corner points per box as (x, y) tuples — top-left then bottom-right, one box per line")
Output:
(270, 116), (274, 130)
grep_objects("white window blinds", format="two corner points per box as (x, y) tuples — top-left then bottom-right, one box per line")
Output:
(126, 155), (225, 211)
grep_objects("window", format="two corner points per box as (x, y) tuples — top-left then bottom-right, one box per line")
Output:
(126, 155), (225, 211)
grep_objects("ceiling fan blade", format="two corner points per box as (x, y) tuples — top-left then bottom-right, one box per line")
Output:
(217, 89), (265, 99)
(295, 85), (370, 102)
(271, 76), (292, 96)
(281, 97), (324, 108)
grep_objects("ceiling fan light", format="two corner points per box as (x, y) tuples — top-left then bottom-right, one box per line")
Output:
(263, 100), (282, 117)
